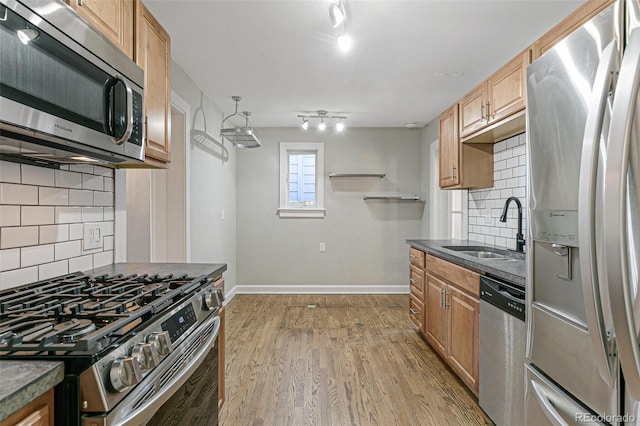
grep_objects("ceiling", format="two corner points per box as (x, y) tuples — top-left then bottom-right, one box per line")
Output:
(144, 0), (584, 128)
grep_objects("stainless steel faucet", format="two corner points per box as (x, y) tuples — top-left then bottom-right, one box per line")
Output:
(500, 196), (525, 253)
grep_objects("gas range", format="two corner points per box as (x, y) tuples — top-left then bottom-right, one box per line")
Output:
(0, 263), (226, 425)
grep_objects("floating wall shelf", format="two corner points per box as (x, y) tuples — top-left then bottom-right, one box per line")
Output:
(329, 173), (386, 178)
(363, 195), (422, 201)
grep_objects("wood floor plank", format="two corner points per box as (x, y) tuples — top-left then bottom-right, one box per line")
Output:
(219, 294), (490, 426)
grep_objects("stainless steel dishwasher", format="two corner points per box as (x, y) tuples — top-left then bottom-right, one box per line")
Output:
(479, 275), (526, 426)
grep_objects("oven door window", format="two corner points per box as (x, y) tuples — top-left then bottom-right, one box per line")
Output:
(1, 5), (113, 133)
(147, 340), (219, 426)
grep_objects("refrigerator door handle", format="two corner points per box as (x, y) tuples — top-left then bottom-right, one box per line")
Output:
(577, 40), (616, 386)
(604, 28), (640, 400)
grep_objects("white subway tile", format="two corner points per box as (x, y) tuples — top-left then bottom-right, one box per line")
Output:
(103, 235), (114, 251)
(513, 166), (526, 177)
(40, 224), (69, 244)
(501, 169), (513, 179)
(69, 164), (94, 174)
(69, 190), (93, 206)
(39, 187), (69, 205)
(54, 170), (83, 189)
(101, 221), (114, 236)
(506, 177), (520, 188)
(104, 177), (114, 192)
(513, 145), (526, 157)
(55, 240), (81, 260)
(82, 207), (103, 222)
(494, 179), (506, 190)
(103, 208), (114, 221)
(0, 206), (20, 226)
(21, 244), (54, 267)
(93, 251), (113, 268)
(494, 171), (501, 180)
(0, 267), (38, 290)
(21, 206), (54, 226)
(69, 223), (83, 240)
(82, 175), (103, 191)
(500, 189), (513, 199)
(0, 248), (20, 272)
(0, 183), (38, 205)
(494, 160), (506, 171)
(495, 140), (507, 152)
(506, 157), (519, 168)
(39, 261), (68, 280)
(93, 191), (113, 207)
(518, 133), (527, 145)
(519, 176), (527, 187)
(519, 155), (527, 166)
(485, 236), (495, 245)
(69, 255), (93, 272)
(501, 228), (514, 238)
(494, 237), (507, 248)
(507, 136), (520, 149)
(93, 166), (113, 177)
(0, 161), (21, 183)
(513, 187), (526, 198)
(55, 207), (82, 224)
(1, 226), (38, 249)
(21, 165), (54, 186)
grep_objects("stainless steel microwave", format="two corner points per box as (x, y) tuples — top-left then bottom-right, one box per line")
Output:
(0, 0), (145, 165)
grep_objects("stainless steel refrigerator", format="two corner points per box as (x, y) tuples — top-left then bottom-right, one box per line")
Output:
(526, 0), (640, 424)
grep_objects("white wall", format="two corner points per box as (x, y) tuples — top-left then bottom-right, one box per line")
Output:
(420, 119), (438, 238)
(170, 61), (238, 290)
(236, 127), (423, 292)
(0, 162), (115, 289)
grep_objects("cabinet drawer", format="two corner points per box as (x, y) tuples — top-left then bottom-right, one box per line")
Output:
(409, 294), (424, 331)
(409, 248), (425, 268)
(425, 254), (480, 297)
(409, 265), (424, 298)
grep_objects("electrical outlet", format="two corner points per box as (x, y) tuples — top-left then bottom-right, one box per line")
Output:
(83, 224), (103, 250)
(319, 242), (326, 252)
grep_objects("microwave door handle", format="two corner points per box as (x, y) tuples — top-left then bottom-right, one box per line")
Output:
(104, 75), (134, 145)
(577, 40), (616, 387)
(604, 29), (640, 400)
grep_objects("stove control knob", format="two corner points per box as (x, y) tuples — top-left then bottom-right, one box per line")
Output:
(109, 357), (142, 392)
(131, 343), (160, 370)
(202, 292), (217, 311)
(148, 331), (173, 356)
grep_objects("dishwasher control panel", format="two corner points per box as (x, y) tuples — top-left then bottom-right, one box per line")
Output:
(480, 276), (525, 321)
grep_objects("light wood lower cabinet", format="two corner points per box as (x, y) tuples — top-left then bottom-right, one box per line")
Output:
(0, 389), (53, 426)
(421, 253), (480, 396)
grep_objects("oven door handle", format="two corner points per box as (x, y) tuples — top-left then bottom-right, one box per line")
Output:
(111, 315), (220, 426)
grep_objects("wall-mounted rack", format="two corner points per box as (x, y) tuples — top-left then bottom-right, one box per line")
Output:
(363, 195), (422, 201)
(329, 173), (386, 178)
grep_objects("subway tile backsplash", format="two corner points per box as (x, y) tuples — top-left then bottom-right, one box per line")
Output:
(0, 162), (114, 289)
(468, 133), (528, 251)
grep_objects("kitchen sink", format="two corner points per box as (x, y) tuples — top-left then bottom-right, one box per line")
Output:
(442, 245), (524, 261)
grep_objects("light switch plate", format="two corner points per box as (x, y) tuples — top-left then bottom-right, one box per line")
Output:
(83, 224), (103, 250)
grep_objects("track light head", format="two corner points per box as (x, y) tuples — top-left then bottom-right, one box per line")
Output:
(301, 117), (309, 130)
(329, 1), (346, 28)
(337, 33), (352, 52)
(336, 121), (344, 132)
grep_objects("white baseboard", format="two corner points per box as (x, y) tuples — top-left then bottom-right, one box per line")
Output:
(229, 284), (409, 295)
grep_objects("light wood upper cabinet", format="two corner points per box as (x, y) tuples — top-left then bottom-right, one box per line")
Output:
(532, 0), (615, 59)
(136, 0), (171, 167)
(459, 83), (487, 138)
(460, 50), (530, 142)
(439, 104), (460, 188)
(439, 104), (493, 190)
(67, 0), (134, 59)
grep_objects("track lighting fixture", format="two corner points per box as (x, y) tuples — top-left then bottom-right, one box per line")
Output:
(297, 110), (347, 132)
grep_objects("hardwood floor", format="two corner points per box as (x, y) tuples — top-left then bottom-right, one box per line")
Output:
(219, 294), (491, 426)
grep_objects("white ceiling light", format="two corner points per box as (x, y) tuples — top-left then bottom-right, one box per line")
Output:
(337, 33), (352, 52)
(329, 1), (346, 28)
(301, 117), (309, 130)
(318, 117), (326, 131)
(336, 119), (345, 132)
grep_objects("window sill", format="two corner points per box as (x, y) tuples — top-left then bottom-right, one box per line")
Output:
(277, 208), (326, 218)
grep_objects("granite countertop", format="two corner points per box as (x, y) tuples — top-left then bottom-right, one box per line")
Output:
(406, 239), (526, 288)
(86, 262), (227, 279)
(0, 361), (64, 422)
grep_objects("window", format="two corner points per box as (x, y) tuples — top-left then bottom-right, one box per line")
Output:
(279, 142), (325, 218)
